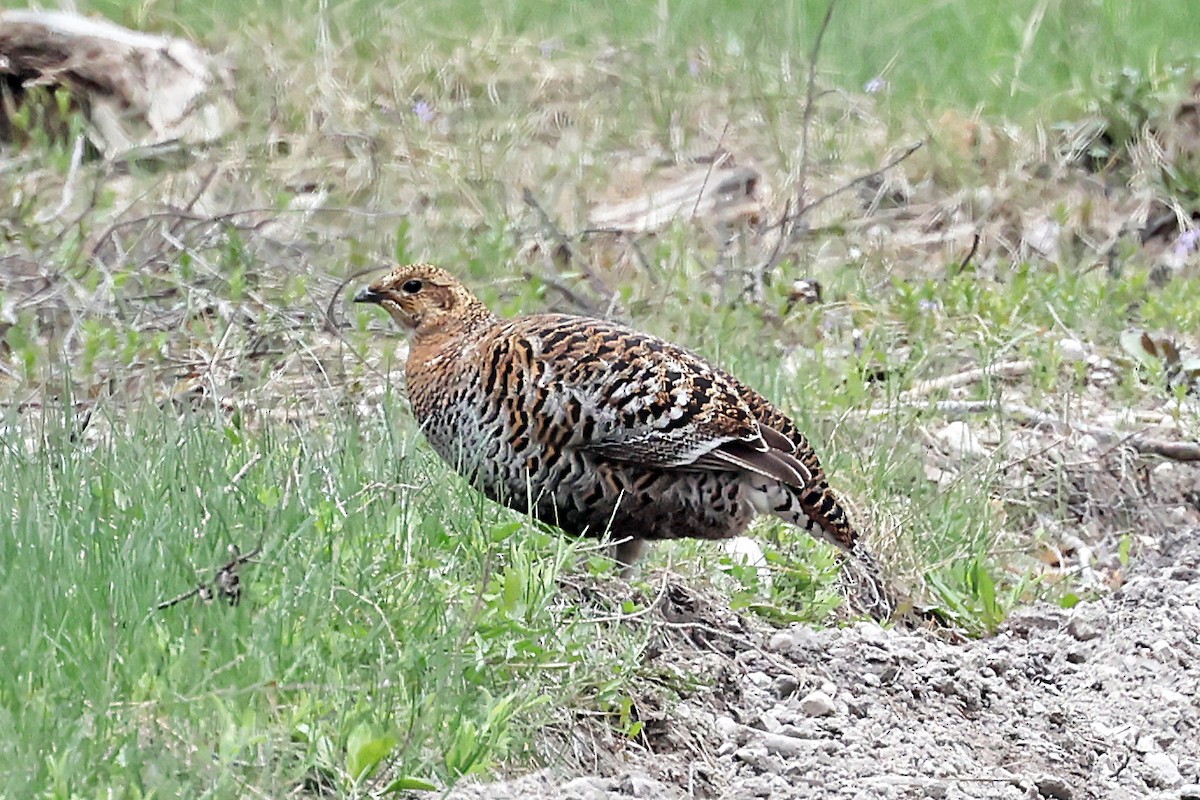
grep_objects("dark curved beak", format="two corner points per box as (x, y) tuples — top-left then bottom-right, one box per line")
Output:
(354, 287), (383, 304)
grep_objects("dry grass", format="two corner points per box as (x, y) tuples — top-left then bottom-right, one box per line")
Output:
(5, 3), (1200, 791)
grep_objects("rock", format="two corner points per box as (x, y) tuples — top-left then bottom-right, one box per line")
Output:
(760, 731), (820, 759)
(1005, 608), (1066, 636)
(562, 776), (613, 800)
(1145, 752), (1183, 788)
(1058, 337), (1088, 362)
(767, 632), (794, 653)
(1179, 784), (1200, 800)
(1034, 775), (1072, 800)
(619, 772), (665, 798)
(1136, 733), (1160, 753)
(754, 711), (783, 733)
(773, 674), (799, 697)
(745, 670), (772, 688)
(935, 420), (989, 458)
(733, 746), (783, 774)
(714, 716), (749, 745)
(1067, 614), (1106, 642)
(924, 780), (950, 799)
(799, 690), (836, 717)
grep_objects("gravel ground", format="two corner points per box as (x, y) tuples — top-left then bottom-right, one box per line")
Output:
(447, 527), (1200, 800)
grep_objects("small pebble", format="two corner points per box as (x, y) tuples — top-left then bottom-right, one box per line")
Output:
(1034, 775), (1072, 800)
(773, 674), (799, 698)
(800, 690), (836, 717)
(620, 773), (665, 798)
(1145, 751), (1183, 788)
(1067, 615), (1105, 642)
(767, 632), (795, 652)
(760, 731), (816, 759)
(1058, 337), (1087, 362)
(562, 776), (613, 800)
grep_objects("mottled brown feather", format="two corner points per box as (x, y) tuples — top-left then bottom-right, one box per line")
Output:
(356, 264), (895, 619)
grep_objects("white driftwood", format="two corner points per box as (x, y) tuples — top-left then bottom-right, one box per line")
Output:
(0, 10), (237, 155)
(589, 164), (763, 232)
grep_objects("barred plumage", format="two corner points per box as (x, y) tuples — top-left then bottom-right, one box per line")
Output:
(355, 264), (894, 618)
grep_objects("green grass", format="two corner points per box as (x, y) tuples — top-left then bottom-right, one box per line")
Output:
(0, 405), (649, 796)
(5, 0), (1200, 793)
(41, 0), (1200, 119)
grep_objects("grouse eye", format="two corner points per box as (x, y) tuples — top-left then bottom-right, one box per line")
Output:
(401, 279), (423, 294)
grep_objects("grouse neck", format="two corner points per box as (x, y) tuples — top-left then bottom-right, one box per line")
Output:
(412, 304), (497, 350)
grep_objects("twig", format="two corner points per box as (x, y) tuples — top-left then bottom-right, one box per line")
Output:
(752, 142), (923, 296)
(522, 186), (577, 262)
(581, 570), (673, 625)
(751, 197), (793, 294)
(794, 0), (838, 234)
(576, 228), (659, 280)
(791, 141), (924, 226)
(956, 231), (981, 273)
(224, 452), (263, 492)
(864, 399), (1200, 462)
(326, 265), (383, 333)
(902, 360), (1035, 399)
(155, 544), (263, 610)
(523, 270), (604, 316)
(34, 134), (85, 224)
(689, 128), (731, 222)
(522, 187), (614, 303)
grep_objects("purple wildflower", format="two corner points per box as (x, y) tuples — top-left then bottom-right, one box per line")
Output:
(412, 100), (435, 124)
(864, 76), (888, 94)
(1173, 228), (1200, 259)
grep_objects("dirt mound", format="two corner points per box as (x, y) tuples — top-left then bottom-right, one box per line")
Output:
(448, 529), (1200, 800)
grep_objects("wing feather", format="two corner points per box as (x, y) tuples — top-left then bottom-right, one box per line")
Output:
(518, 314), (812, 487)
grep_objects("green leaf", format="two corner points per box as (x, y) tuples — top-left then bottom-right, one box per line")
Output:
(971, 562), (997, 618)
(346, 723), (397, 782)
(501, 567), (524, 612)
(381, 776), (439, 793)
(1058, 593), (1081, 609)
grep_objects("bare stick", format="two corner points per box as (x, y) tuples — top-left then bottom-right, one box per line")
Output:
(326, 265), (383, 333)
(753, 141), (922, 294)
(795, 0), (838, 232)
(34, 134), (85, 224)
(902, 360), (1035, 399)
(792, 141), (924, 225)
(957, 232), (981, 273)
(155, 544), (263, 611)
(577, 227), (659, 280)
(224, 452), (263, 493)
(865, 399), (1200, 462)
(522, 187), (614, 304)
(689, 126), (732, 222)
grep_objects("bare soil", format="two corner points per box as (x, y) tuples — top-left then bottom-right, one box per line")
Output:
(447, 521), (1200, 800)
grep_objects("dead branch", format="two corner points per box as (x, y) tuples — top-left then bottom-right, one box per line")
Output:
(752, 142), (922, 295)
(902, 360), (1035, 399)
(865, 399), (1200, 462)
(792, 141), (924, 226)
(0, 10), (237, 155)
(795, 0), (838, 230)
(34, 134), (85, 223)
(956, 232), (982, 273)
(576, 228), (659, 280)
(155, 544), (262, 611)
(587, 164), (761, 234)
(523, 186), (615, 307)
